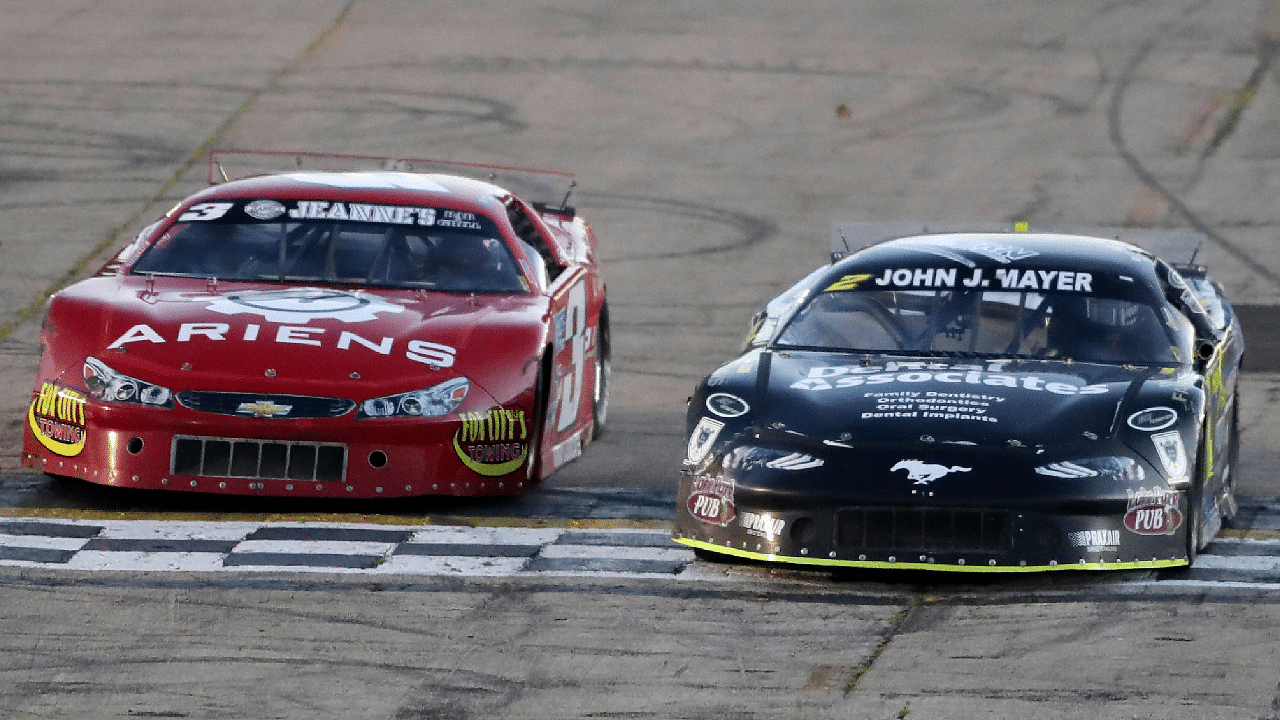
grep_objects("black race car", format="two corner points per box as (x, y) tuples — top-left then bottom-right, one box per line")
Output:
(673, 226), (1243, 572)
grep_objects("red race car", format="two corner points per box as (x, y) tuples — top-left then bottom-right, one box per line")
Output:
(23, 152), (609, 498)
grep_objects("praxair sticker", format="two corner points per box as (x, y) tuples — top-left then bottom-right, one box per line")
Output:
(739, 512), (785, 540)
(1068, 529), (1121, 549)
(29, 383), (87, 457)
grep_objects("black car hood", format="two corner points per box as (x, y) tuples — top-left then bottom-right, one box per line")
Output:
(746, 352), (1164, 448)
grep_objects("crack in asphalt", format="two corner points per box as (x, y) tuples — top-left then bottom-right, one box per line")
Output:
(1200, 52), (1275, 161)
(842, 597), (918, 695)
(435, 54), (879, 79)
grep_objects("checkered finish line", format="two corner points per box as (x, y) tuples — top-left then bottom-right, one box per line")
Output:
(0, 519), (693, 577)
(1, 515), (1279, 586)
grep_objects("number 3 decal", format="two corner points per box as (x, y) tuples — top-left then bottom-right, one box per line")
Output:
(556, 280), (587, 432)
(178, 202), (234, 222)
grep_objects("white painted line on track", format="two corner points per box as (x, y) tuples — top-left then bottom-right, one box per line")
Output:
(231, 540), (399, 556)
(67, 551), (230, 572)
(404, 527), (563, 545)
(1193, 554), (1280, 571)
(0, 534), (88, 551)
(380, 555), (534, 576)
(1148, 580), (1280, 591)
(537, 544), (695, 561)
(95, 522), (264, 541)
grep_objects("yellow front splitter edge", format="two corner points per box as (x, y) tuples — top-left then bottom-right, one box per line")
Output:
(674, 537), (1190, 573)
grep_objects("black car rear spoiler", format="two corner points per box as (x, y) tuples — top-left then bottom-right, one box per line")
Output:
(830, 222), (1209, 267)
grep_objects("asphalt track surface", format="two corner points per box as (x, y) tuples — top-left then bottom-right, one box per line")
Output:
(5, 1), (1280, 718)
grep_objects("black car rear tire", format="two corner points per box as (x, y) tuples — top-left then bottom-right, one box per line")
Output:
(1185, 431), (1209, 565)
(1221, 390), (1240, 522)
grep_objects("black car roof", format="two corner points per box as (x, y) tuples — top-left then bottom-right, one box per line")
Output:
(849, 233), (1157, 271)
(813, 232), (1167, 301)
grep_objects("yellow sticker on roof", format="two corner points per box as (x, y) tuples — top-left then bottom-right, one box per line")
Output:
(824, 273), (875, 292)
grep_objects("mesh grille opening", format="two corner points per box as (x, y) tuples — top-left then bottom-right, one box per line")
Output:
(172, 435), (347, 482)
(835, 507), (1007, 553)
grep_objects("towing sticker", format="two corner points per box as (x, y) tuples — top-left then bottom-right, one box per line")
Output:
(29, 383), (87, 457)
(453, 407), (529, 477)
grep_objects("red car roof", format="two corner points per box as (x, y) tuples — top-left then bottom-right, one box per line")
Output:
(180, 171), (511, 215)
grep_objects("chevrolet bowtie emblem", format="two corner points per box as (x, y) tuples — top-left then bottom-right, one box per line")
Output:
(236, 400), (293, 418)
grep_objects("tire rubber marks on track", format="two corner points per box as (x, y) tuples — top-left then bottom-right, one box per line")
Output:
(1107, 0), (1280, 289)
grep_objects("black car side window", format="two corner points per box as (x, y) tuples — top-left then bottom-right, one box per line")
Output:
(1155, 260), (1220, 341)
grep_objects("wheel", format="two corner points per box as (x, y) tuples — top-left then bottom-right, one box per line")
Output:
(526, 350), (553, 484)
(1219, 390), (1241, 522)
(1185, 431), (1210, 565)
(591, 311), (610, 440)
(1185, 487), (1202, 566)
(1187, 391), (1242, 562)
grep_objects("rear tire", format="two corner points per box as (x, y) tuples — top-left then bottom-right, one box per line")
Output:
(1185, 490), (1202, 566)
(1220, 390), (1240, 522)
(591, 310), (611, 440)
(1185, 431), (1209, 565)
(526, 350), (553, 484)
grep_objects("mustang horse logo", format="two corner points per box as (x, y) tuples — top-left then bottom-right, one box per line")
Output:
(891, 459), (972, 485)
